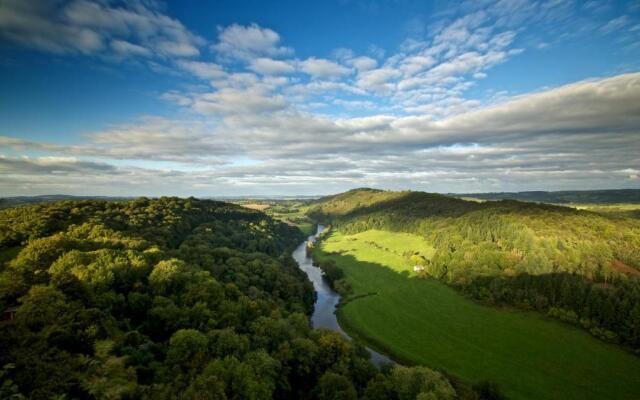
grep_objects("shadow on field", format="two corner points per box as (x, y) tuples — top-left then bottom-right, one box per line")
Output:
(317, 250), (437, 363)
(314, 249), (640, 400)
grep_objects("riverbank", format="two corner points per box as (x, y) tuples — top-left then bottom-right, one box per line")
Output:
(313, 228), (640, 400)
(292, 225), (393, 366)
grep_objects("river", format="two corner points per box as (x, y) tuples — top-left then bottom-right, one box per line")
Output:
(292, 224), (393, 366)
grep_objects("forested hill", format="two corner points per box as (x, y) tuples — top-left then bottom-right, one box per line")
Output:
(0, 197), (479, 400)
(309, 189), (640, 349)
(456, 189), (640, 204)
(310, 188), (481, 219)
(309, 189), (640, 280)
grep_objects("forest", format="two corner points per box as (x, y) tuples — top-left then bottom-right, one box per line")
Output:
(308, 188), (640, 350)
(0, 197), (495, 400)
(456, 189), (640, 204)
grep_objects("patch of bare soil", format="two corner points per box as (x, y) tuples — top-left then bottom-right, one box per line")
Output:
(610, 259), (640, 276)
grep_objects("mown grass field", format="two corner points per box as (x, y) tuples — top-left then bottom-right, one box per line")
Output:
(315, 229), (640, 400)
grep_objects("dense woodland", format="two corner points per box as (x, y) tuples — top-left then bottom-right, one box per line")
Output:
(0, 198), (495, 400)
(309, 189), (640, 350)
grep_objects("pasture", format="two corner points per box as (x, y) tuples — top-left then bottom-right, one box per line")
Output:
(315, 229), (640, 400)
(239, 203), (271, 211)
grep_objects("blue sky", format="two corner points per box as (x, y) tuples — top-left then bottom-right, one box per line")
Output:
(0, 0), (639, 196)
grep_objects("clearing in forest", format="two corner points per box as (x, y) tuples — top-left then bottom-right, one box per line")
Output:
(240, 203), (271, 211)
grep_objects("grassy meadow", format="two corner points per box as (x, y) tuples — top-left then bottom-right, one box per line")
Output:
(315, 229), (640, 400)
(235, 200), (316, 235)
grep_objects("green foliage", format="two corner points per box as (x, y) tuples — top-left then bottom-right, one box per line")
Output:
(315, 228), (640, 400)
(79, 340), (137, 399)
(0, 364), (26, 400)
(309, 189), (640, 280)
(390, 365), (456, 400)
(315, 372), (358, 400)
(0, 197), (461, 400)
(258, 199), (316, 234)
(167, 329), (209, 367)
(148, 259), (189, 295)
(464, 273), (640, 348)
(361, 366), (457, 400)
(309, 189), (640, 348)
(315, 259), (349, 294)
(472, 380), (506, 400)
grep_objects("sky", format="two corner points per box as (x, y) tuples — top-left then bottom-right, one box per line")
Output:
(0, 0), (639, 197)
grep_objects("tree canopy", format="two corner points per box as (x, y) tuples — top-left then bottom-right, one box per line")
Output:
(0, 197), (484, 399)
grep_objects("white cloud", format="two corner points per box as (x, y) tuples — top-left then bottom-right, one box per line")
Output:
(398, 55), (436, 76)
(0, 0), (104, 54)
(5, 72), (638, 169)
(299, 57), (352, 79)
(426, 50), (508, 79)
(2, 0), (639, 195)
(160, 91), (192, 107)
(0, 155), (116, 174)
(600, 16), (629, 34)
(192, 86), (287, 115)
(155, 40), (199, 57)
(177, 60), (225, 79)
(110, 39), (151, 57)
(262, 75), (290, 88)
(286, 81), (366, 98)
(0, 0), (204, 58)
(356, 68), (401, 93)
(212, 23), (292, 61)
(249, 57), (295, 75)
(347, 56), (378, 71)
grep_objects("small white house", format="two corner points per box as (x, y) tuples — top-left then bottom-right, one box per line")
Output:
(413, 265), (426, 273)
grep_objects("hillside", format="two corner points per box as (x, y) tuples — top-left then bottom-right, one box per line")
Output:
(309, 189), (640, 349)
(309, 189), (640, 279)
(456, 189), (640, 204)
(0, 197), (490, 400)
(311, 188), (477, 218)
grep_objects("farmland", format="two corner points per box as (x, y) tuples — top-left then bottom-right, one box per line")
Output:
(314, 229), (640, 400)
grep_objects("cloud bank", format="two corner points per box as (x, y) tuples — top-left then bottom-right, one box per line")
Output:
(0, 0), (639, 195)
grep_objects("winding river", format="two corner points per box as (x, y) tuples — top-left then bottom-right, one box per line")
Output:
(292, 224), (393, 366)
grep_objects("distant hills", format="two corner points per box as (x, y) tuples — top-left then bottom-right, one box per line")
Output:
(0, 194), (133, 209)
(454, 189), (640, 204)
(2, 189), (639, 210)
(0, 194), (321, 209)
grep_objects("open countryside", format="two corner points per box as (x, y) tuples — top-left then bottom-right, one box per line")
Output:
(2, 0), (640, 398)
(314, 229), (640, 400)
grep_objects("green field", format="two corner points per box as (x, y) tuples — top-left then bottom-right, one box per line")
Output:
(235, 199), (317, 235)
(315, 229), (640, 400)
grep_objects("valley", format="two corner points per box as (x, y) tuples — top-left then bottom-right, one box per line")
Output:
(2, 189), (639, 399)
(3, 2), (639, 398)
